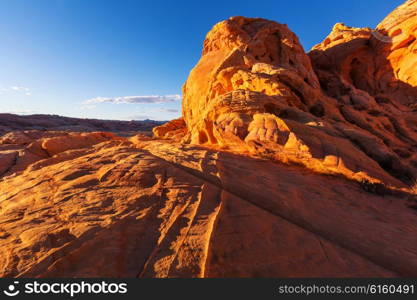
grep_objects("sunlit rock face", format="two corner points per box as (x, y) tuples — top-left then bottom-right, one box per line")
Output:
(1, 0), (417, 278)
(376, 0), (417, 103)
(157, 7), (417, 188)
(309, 0), (417, 107)
(1, 133), (416, 278)
(181, 17), (322, 145)
(309, 0), (417, 186)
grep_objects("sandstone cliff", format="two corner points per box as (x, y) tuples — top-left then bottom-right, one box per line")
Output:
(157, 2), (417, 190)
(1, 0), (417, 278)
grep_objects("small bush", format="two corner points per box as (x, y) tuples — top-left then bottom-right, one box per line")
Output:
(359, 179), (390, 195)
(411, 180), (417, 195)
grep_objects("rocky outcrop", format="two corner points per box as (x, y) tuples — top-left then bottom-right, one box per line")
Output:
(377, 0), (417, 105)
(1, 0), (417, 278)
(1, 134), (416, 277)
(309, 0), (417, 186)
(155, 1), (417, 189)
(310, 0), (417, 107)
(152, 118), (187, 140)
(0, 131), (121, 178)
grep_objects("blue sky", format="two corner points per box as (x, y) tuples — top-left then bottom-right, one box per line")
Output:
(0, 0), (404, 121)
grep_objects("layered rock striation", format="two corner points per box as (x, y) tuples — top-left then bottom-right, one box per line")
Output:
(1, 0), (417, 278)
(157, 1), (417, 190)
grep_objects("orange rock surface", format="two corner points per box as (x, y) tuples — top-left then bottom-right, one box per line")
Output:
(1, 134), (416, 277)
(1, 0), (417, 278)
(309, 0), (417, 186)
(156, 1), (417, 189)
(152, 117), (187, 140)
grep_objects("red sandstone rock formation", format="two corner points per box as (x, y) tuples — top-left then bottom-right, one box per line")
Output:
(157, 1), (417, 189)
(0, 0), (417, 278)
(309, 0), (417, 187)
(152, 117), (187, 140)
(1, 133), (416, 277)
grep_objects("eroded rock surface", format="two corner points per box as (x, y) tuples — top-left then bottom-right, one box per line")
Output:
(1, 0), (417, 278)
(309, 0), (417, 186)
(156, 3), (417, 189)
(2, 134), (416, 278)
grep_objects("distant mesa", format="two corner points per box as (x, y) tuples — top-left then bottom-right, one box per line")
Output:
(0, 113), (165, 136)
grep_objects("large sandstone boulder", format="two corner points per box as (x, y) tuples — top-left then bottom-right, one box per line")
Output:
(1, 0), (417, 279)
(154, 10), (417, 188)
(309, 0), (417, 186)
(0, 131), (121, 178)
(377, 0), (417, 104)
(181, 17), (322, 144)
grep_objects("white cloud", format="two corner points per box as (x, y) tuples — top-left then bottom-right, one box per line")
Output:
(158, 108), (179, 113)
(85, 94), (181, 104)
(0, 85), (31, 96)
(127, 114), (153, 121)
(10, 86), (29, 92)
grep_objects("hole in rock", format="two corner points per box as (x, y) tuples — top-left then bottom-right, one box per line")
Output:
(309, 103), (325, 117)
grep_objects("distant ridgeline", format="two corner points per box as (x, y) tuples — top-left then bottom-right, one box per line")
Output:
(0, 113), (165, 135)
